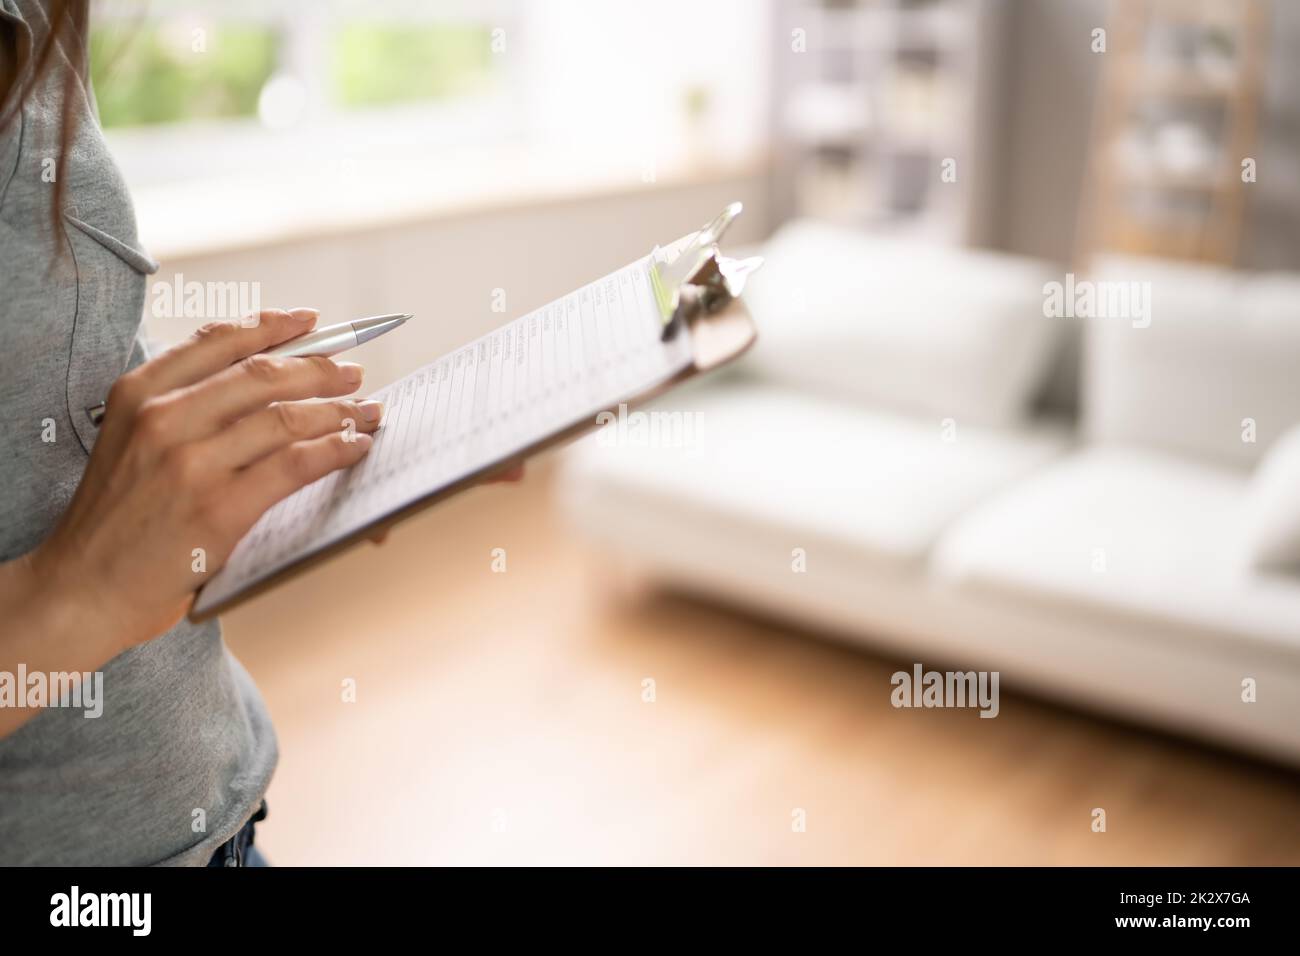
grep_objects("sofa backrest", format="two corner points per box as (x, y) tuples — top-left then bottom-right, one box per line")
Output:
(743, 220), (1062, 428)
(1084, 255), (1300, 469)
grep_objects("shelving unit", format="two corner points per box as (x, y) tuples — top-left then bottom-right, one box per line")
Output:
(769, 0), (1008, 247)
(1077, 0), (1268, 267)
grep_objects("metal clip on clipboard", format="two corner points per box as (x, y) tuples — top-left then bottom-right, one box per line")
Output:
(651, 202), (765, 342)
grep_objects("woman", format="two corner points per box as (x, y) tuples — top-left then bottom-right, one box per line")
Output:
(0, 0), (463, 865)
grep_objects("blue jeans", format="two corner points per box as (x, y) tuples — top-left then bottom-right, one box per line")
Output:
(207, 801), (269, 867)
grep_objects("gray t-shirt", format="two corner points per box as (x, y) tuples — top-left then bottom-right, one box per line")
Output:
(0, 0), (277, 865)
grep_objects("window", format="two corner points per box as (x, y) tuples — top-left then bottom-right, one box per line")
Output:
(96, 0), (771, 254)
(91, 0), (512, 132)
(331, 22), (495, 111)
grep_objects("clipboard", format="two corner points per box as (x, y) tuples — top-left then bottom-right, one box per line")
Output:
(189, 202), (761, 622)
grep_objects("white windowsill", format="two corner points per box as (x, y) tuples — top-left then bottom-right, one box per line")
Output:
(126, 139), (767, 262)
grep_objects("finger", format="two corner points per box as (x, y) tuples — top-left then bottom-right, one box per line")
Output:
(226, 431), (375, 531)
(165, 355), (365, 443)
(204, 398), (383, 470)
(118, 309), (321, 408)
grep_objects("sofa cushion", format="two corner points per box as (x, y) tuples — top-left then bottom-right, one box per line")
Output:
(742, 220), (1060, 427)
(561, 382), (1069, 565)
(1085, 256), (1300, 469)
(933, 446), (1300, 651)
(1240, 424), (1300, 574)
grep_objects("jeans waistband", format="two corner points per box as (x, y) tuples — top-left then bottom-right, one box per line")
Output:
(207, 801), (268, 868)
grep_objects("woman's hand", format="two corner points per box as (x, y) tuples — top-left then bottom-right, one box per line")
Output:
(25, 308), (380, 654)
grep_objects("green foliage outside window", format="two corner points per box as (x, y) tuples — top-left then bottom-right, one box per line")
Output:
(88, 18), (496, 129)
(331, 24), (495, 110)
(90, 24), (279, 128)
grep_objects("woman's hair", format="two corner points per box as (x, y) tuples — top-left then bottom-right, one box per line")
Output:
(1, 0), (91, 230)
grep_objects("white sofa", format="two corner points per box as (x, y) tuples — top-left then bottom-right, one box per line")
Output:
(557, 221), (1300, 765)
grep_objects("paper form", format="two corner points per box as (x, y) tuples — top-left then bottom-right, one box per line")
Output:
(195, 253), (693, 614)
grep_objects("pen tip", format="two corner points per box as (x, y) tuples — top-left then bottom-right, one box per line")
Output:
(352, 313), (413, 346)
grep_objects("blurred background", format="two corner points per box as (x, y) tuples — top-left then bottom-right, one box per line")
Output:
(96, 0), (1300, 864)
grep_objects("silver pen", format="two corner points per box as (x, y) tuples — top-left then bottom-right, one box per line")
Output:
(263, 312), (412, 358)
(88, 313), (412, 427)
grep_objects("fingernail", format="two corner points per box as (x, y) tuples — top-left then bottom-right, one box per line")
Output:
(337, 362), (364, 386)
(290, 307), (319, 323)
(358, 400), (383, 422)
(354, 432), (374, 450)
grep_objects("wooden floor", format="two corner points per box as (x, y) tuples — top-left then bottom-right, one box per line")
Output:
(222, 457), (1300, 866)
